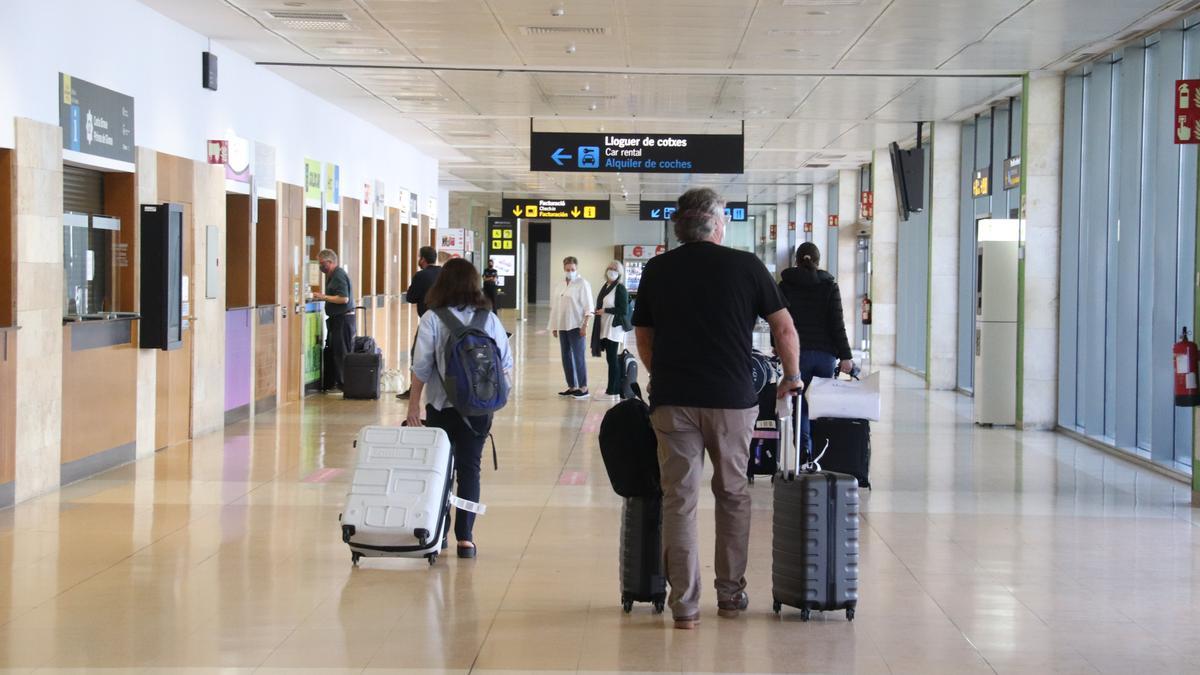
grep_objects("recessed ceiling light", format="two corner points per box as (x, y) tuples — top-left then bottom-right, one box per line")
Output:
(566, 42), (577, 54)
(551, 5), (565, 16)
(582, 82), (591, 92)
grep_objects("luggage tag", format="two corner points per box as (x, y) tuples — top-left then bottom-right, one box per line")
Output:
(449, 494), (487, 515)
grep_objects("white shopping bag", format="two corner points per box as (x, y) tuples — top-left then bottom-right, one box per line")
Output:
(806, 372), (881, 421)
(379, 369), (406, 394)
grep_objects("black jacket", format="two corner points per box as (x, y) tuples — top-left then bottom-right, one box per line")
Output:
(778, 267), (853, 361)
(405, 265), (441, 317)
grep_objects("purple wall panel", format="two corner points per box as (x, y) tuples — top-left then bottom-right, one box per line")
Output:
(224, 309), (253, 412)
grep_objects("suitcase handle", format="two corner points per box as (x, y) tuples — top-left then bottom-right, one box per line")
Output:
(776, 395), (828, 479)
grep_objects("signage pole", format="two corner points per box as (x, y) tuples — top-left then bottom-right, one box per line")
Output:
(516, 220), (526, 322)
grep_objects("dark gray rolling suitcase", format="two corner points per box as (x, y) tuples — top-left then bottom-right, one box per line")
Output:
(772, 396), (860, 621)
(343, 352), (382, 400)
(619, 493), (667, 614)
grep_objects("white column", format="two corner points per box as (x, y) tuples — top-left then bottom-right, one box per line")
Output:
(812, 186), (829, 267)
(871, 149), (899, 366)
(929, 122), (962, 390)
(1020, 74), (1064, 429)
(775, 201), (791, 275)
(837, 170), (859, 330)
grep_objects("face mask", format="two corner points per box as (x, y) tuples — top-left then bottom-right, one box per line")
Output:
(606, 270), (619, 281)
(565, 271), (578, 281)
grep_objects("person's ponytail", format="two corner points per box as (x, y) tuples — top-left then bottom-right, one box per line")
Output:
(795, 242), (821, 272)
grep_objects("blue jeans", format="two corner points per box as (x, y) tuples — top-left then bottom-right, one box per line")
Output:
(558, 329), (588, 389)
(800, 350), (837, 455)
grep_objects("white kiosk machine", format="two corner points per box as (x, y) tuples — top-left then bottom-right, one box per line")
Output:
(974, 219), (1020, 426)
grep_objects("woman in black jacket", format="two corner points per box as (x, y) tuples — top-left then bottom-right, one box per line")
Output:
(778, 242), (854, 452)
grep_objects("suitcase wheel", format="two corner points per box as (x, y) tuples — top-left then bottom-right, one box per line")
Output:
(426, 553), (438, 566)
(653, 600), (664, 614)
(351, 552), (361, 566)
(772, 599), (781, 615)
(800, 608), (811, 622)
(846, 608), (855, 622)
(622, 599), (633, 614)
(748, 475), (755, 484)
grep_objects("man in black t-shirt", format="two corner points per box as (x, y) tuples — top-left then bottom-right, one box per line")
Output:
(397, 246), (441, 399)
(482, 259), (499, 312)
(632, 188), (800, 629)
(314, 249), (356, 391)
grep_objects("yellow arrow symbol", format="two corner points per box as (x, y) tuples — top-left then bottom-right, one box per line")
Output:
(512, 206), (522, 216)
(571, 207), (581, 217)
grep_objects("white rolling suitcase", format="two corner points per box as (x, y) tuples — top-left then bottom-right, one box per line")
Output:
(340, 425), (454, 566)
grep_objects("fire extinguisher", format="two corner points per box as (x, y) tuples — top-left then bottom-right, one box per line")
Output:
(861, 296), (873, 326)
(1175, 327), (1200, 407)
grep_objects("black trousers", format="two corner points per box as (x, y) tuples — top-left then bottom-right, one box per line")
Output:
(425, 405), (492, 543)
(323, 312), (356, 390)
(603, 338), (622, 395)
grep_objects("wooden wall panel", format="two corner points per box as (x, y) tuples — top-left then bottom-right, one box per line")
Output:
(375, 219), (386, 298)
(0, 330), (15, 485)
(340, 198), (360, 302)
(61, 329), (137, 463)
(282, 184), (304, 403)
(361, 217), (375, 297)
(256, 198), (278, 306)
(154, 154), (195, 449)
(254, 314), (277, 403)
(103, 171), (137, 313)
(305, 207), (321, 292)
(226, 194), (252, 308)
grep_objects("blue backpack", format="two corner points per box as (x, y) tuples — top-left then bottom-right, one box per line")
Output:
(433, 307), (509, 422)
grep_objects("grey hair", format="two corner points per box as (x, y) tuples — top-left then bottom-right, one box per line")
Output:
(606, 260), (626, 284)
(672, 188), (726, 243)
(317, 249), (338, 264)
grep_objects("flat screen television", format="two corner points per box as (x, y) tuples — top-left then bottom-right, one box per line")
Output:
(889, 141), (925, 221)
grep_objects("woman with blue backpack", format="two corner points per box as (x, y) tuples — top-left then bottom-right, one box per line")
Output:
(406, 258), (513, 559)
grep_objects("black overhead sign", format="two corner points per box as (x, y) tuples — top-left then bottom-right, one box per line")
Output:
(503, 198), (611, 220)
(639, 200), (748, 222)
(58, 73), (135, 163)
(530, 132), (744, 174)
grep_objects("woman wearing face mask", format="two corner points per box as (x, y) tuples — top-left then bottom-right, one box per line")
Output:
(548, 256), (593, 398)
(591, 261), (631, 399)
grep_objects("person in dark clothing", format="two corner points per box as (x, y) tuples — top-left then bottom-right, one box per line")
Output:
(590, 260), (631, 398)
(778, 241), (854, 454)
(314, 249), (355, 391)
(397, 246), (441, 399)
(482, 259), (499, 313)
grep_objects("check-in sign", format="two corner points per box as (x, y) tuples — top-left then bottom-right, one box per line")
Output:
(502, 198), (610, 220)
(531, 132), (744, 174)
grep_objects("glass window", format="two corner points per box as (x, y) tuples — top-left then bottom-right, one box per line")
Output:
(61, 166), (118, 318)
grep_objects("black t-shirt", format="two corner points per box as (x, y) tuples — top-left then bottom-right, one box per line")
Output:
(483, 267), (498, 279)
(324, 267), (353, 317)
(631, 242), (786, 410)
(405, 265), (441, 316)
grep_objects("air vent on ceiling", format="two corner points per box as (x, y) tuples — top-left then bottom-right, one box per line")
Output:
(549, 93), (618, 100)
(768, 28), (844, 37)
(817, 153), (847, 160)
(781, 0), (863, 6)
(392, 95), (447, 103)
(266, 9), (357, 31)
(806, 163), (831, 168)
(521, 25), (606, 36)
(1070, 52), (1099, 64)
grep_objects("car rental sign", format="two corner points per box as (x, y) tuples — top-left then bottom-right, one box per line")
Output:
(530, 132), (744, 174)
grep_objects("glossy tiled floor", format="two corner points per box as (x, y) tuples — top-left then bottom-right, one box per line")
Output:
(3, 309), (1200, 674)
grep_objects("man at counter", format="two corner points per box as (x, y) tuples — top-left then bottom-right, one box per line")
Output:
(313, 248), (355, 392)
(397, 246), (441, 399)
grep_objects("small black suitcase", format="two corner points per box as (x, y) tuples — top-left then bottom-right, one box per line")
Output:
(748, 383), (779, 482)
(810, 417), (871, 488)
(619, 493), (666, 614)
(343, 352), (382, 400)
(619, 350), (639, 400)
(772, 397), (860, 622)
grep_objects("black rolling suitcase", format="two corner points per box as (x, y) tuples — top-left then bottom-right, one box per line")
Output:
(343, 352), (382, 399)
(810, 417), (871, 488)
(619, 493), (667, 614)
(772, 396), (860, 622)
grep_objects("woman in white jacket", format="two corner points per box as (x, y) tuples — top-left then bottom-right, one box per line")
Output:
(548, 256), (593, 399)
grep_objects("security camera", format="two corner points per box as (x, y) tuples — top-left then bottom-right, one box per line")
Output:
(565, 43), (576, 54)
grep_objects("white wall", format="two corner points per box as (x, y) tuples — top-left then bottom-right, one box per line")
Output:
(0, 0), (438, 206)
(550, 220), (623, 303)
(613, 214), (667, 246)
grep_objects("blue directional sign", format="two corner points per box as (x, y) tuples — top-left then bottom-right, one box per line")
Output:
(640, 200), (747, 222)
(532, 131), (744, 174)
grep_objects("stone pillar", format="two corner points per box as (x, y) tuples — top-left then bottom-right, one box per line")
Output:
(812, 185), (829, 267)
(837, 170), (859, 334)
(191, 163), (227, 437)
(13, 118), (64, 503)
(870, 150), (899, 366)
(1019, 73), (1064, 429)
(929, 122), (962, 390)
(134, 148), (158, 459)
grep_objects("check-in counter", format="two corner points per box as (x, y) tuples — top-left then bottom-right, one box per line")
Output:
(224, 307), (253, 425)
(254, 305), (278, 412)
(61, 318), (138, 485)
(0, 327), (16, 507)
